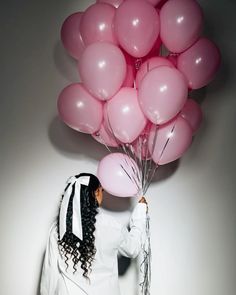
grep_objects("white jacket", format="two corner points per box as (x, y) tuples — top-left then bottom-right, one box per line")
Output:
(40, 203), (147, 295)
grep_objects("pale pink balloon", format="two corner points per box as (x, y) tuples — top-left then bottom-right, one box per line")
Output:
(180, 98), (203, 133)
(106, 87), (147, 143)
(80, 3), (118, 46)
(92, 122), (119, 147)
(149, 116), (193, 165)
(136, 57), (174, 88)
(114, 0), (160, 57)
(138, 66), (188, 124)
(133, 138), (152, 160)
(102, 102), (120, 138)
(61, 12), (85, 60)
(78, 42), (126, 100)
(177, 37), (221, 89)
(96, 0), (124, 8)
(97, 153), (141, 197)
(57, 83), (103, 134)
(160, 0), (203, 53)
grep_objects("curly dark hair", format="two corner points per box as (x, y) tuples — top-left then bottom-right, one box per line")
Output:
(57, 173), (100, 279)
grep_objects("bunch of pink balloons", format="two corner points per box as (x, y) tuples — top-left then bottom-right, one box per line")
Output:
(58, 0), (221, 196)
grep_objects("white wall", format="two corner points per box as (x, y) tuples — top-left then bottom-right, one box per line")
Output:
(0, 0), (235, 295)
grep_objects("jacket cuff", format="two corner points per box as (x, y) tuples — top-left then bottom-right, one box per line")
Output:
(132, 203), (147, 218)
(129, 203), (147, 230)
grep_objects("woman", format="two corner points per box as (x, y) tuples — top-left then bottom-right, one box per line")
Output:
(40, 173), (147, 295)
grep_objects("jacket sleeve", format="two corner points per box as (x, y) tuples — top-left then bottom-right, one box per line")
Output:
(40, 221), (60, 295)
(118, 203), (147, 258)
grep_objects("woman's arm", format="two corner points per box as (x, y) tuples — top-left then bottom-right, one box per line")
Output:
(40, 222), (60, 295)
(118, 197), (148, 258)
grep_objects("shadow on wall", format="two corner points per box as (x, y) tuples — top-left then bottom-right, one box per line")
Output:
(48, 116), (108, 161)
(53, 41), (79, 83)
(48, 116), (181, 197)
(48, 115), (181, 181)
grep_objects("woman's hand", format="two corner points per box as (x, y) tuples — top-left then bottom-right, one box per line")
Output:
(138, 196), (147, 204)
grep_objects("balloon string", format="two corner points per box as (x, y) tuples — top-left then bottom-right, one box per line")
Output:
(139, 210), (151, 295)
(142, 124), (158, 194)
(143, 120), (178, 194)
(124, 156), (141, 191)
(135, 58), (142, 71)
(158, 121), (177, 164)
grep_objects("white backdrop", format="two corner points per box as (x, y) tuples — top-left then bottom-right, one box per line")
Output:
(0, 0), (235, 295)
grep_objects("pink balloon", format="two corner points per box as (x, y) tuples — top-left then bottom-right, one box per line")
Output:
(78, 42), (126, 100)
(136, 57), (174, 88)
(61, 12), (85, 60)
(177, 37), (221, 89)
(80, 3), (117, 46)
(57, 83), (103, 134)
(149, 116), (193, 165)
(96, 0), (124, 8)
(97, 153), (141, 197)
(180, 98), (203, 133)
(106, 87), (147, 143)
(114, 0), (160, 57)
(92, 122), (119, 147)
(133, 138), (152, 160)
(160, 0), (203, 53)
(138, 66), (188, 124)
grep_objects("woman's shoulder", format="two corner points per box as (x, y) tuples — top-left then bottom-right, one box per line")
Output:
(96, 203), (147, 229)
(96, 209), (123, 231)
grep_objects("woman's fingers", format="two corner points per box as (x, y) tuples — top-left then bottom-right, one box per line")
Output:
(138, 196), (147, 204)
